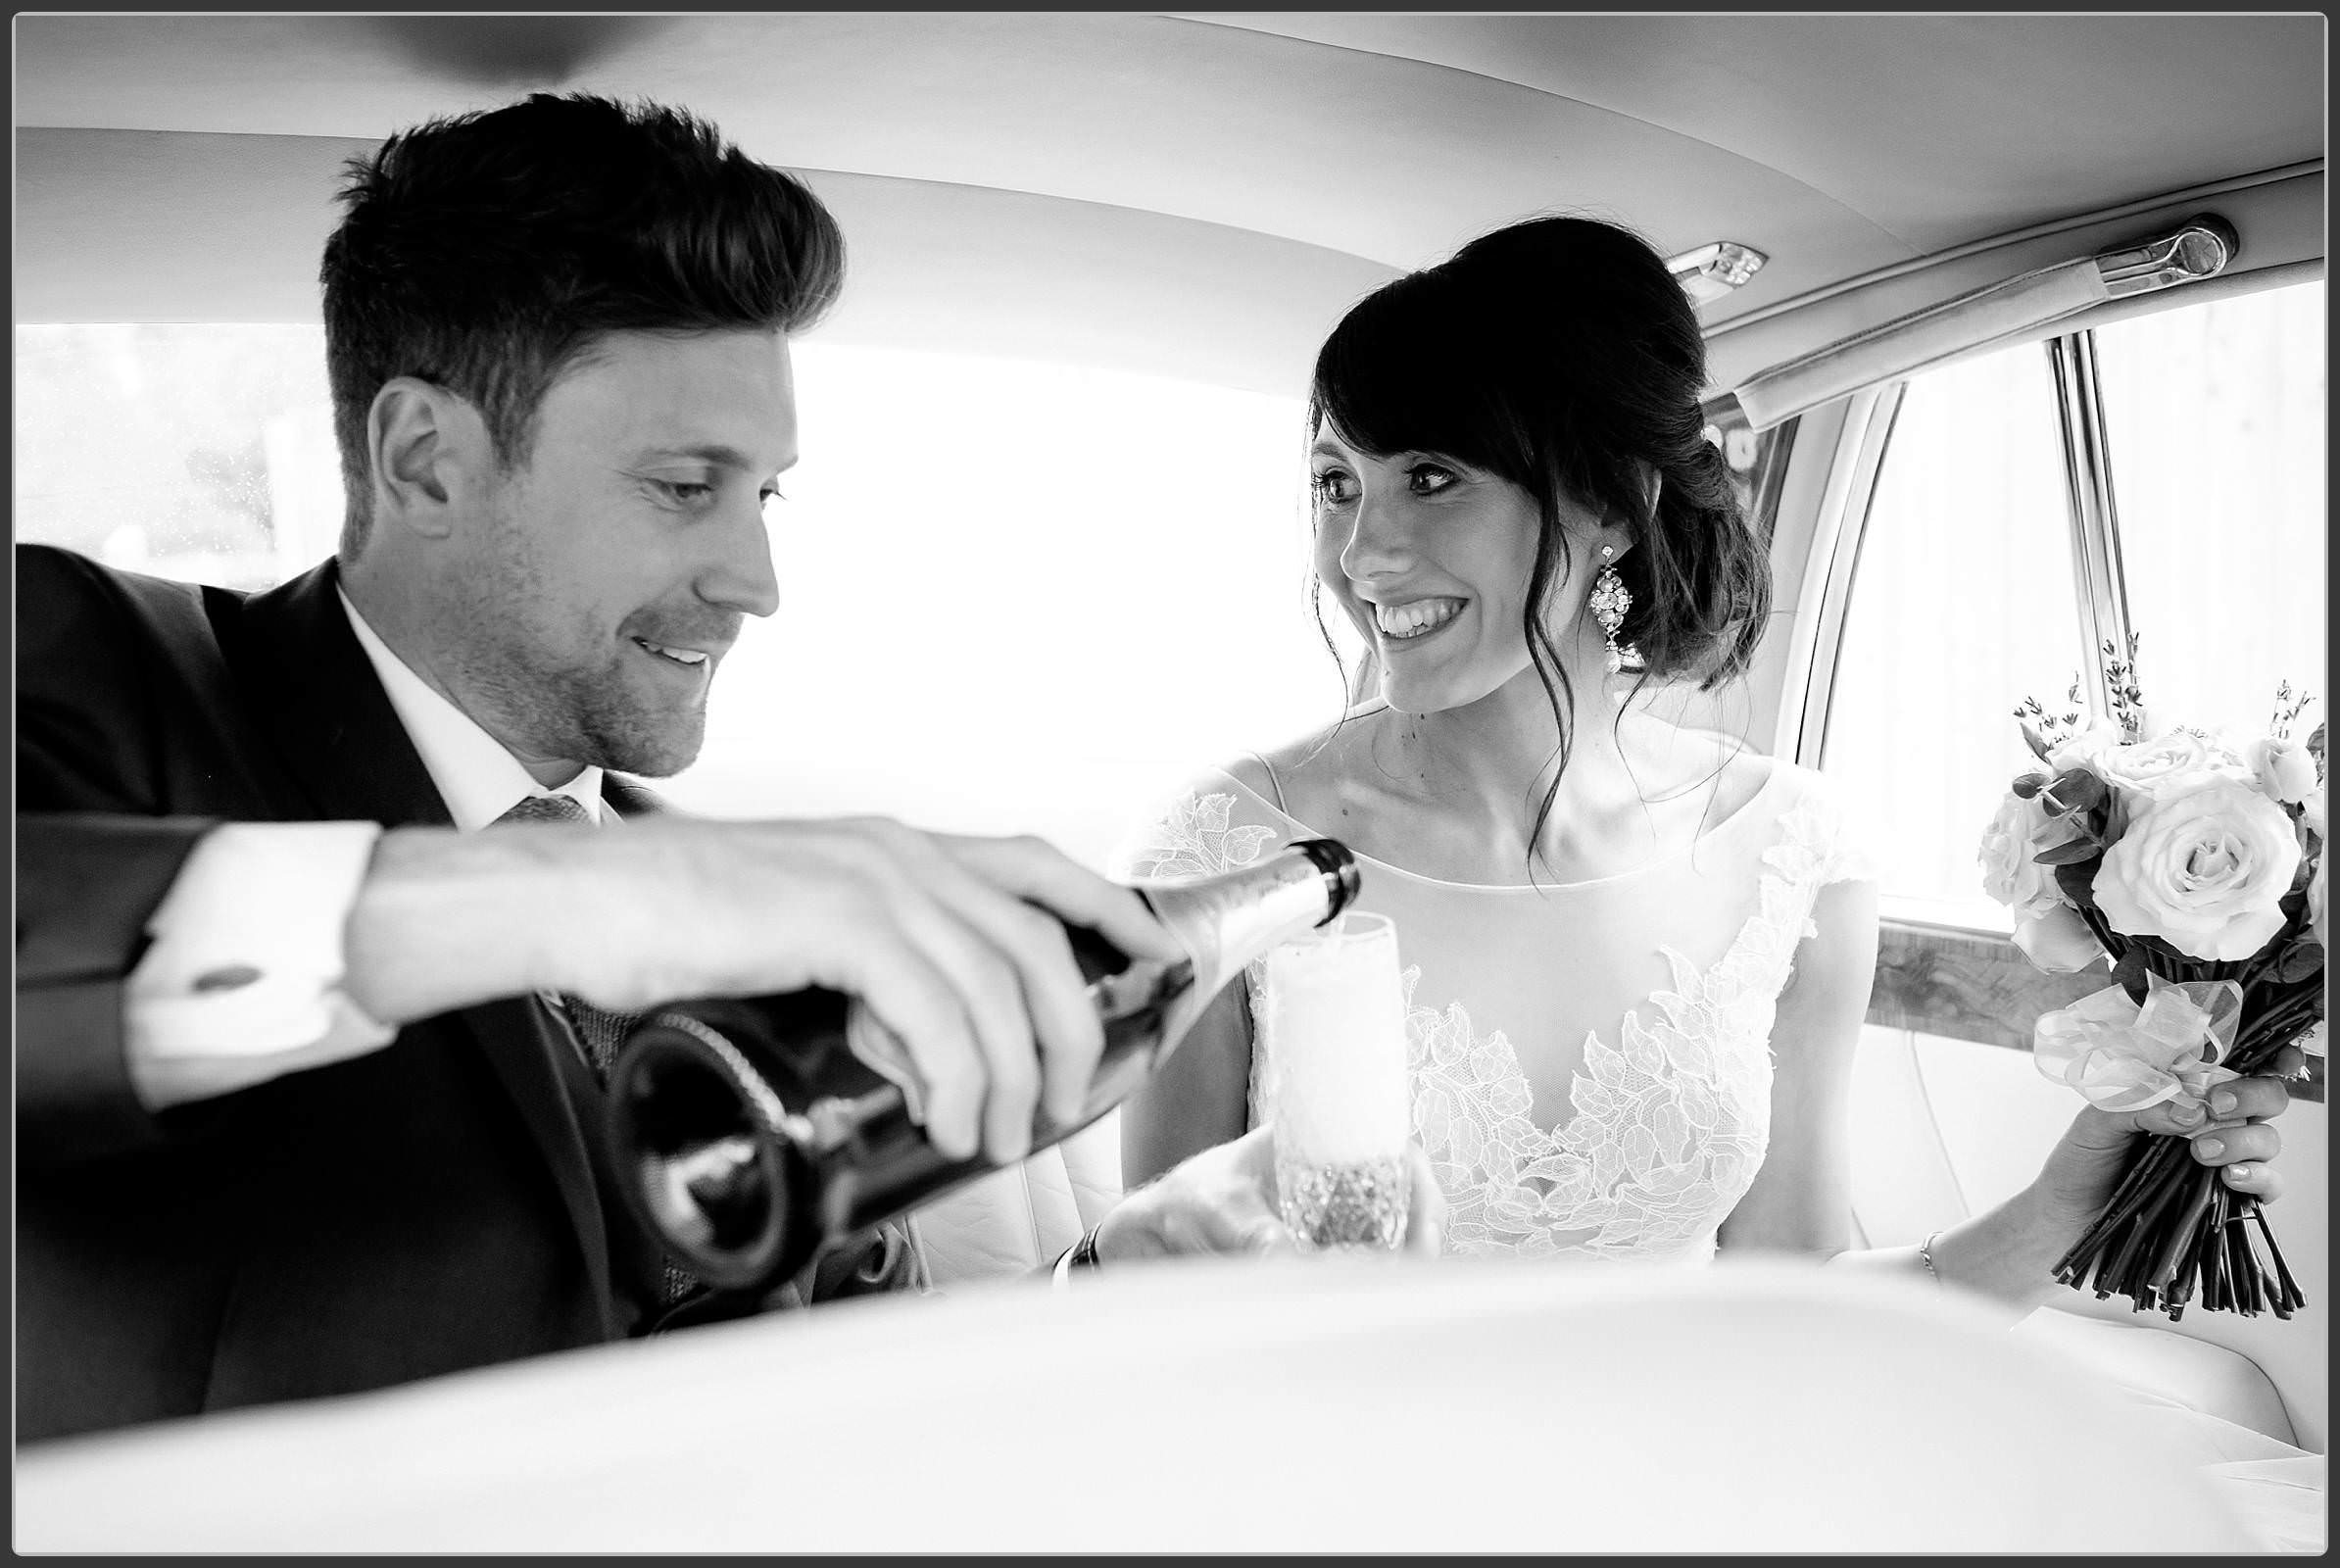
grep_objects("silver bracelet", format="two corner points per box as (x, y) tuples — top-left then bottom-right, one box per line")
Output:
(1918, 1229), (1945, 1286)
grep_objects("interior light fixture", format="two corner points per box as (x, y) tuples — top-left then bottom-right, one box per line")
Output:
(1669, 240), (1769, 305)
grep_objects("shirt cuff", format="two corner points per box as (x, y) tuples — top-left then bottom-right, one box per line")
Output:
(124, 821), (399, 1108)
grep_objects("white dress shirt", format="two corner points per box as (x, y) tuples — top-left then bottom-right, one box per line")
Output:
(342, 589), (607, 833)
(122, 589), (606, 1109)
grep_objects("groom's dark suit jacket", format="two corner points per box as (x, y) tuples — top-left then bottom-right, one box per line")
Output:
(17, 543), (910, 1444)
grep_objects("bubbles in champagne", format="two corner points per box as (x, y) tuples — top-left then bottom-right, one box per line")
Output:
(1277, 1152), (1411, 1252)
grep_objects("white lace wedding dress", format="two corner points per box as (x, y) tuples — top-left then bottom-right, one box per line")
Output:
(1117, 750), (1869, 1265)
(1115, 747), (2321, 1550)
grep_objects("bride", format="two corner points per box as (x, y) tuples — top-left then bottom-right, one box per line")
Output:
(1088, 216), (2316, 1549)
(1102, 214), (2304, 1308)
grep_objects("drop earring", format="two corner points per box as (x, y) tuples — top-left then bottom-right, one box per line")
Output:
(1590, 545), (1639, 675)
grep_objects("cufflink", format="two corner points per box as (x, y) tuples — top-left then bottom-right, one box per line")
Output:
(193, 964), (263, 993)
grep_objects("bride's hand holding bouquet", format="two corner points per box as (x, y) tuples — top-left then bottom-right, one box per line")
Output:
(1979, 651), (2321, 1319)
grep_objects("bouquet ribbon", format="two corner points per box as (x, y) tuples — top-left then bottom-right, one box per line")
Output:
(2032, 972), (2244, 1114)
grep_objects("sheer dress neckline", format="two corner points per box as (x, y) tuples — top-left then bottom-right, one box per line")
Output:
(1115, 762), (1871, 1263)
(1210, 759), (1786, 895)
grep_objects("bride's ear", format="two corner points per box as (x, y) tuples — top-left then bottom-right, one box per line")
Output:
(1591, 514), (1640, 567)
(1633, 461), (1661, 533)
(1589, 465), (1658, 560)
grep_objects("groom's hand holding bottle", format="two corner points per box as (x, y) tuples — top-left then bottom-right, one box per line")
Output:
(342, 812), (1186, 1163)
(343, 810), (1442, 1272)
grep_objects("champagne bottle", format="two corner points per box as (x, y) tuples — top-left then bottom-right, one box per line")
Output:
(605, 838), (1361, 1295)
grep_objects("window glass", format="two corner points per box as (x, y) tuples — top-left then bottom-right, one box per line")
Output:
(12, 326), (1333, 870)
(2092, 279), (2325, 741)
(1703, 401), (1798, 545)
(15, 324), (340, 589)
(689, 342), (1331, 866)
(1821, 345), (2086, 924)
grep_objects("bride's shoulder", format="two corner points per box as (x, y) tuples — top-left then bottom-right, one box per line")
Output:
(1621, 717), (1774, 812)
(1251, 715), (1355, 782)
(1619, 720), (1867, 854)
(1249, 707), (1406, 823)
(1145, 748), (1295, 812)
(1646, 729), (1876, 883)
(1113, 744), (1315, 880)
(1119, 715), (1375, 847)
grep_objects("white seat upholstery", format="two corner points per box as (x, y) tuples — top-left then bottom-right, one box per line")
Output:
(903, 1111), (1123, 1287)
(1849, 1023), (2324, 1452)
(15, 1261), (2263, 1552)
(2012, 1305), (2299, 1446)
(902, 1025), (2321, 1457)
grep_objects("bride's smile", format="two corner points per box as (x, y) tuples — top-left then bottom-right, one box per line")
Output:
(1370, 594), (1466, 641)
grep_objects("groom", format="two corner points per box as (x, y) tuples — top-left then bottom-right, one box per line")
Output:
(17, 92), (1430, 1446)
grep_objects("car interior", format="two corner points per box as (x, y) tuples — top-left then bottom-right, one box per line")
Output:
(13, 11), (2327, 1550)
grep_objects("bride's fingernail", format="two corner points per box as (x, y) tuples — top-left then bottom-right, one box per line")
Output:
(2210, 1090), (2238, 1116)
(2194, 1137), (2224, 1159)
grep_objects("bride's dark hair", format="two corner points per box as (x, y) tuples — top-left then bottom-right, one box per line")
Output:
(1306, 213), (1773, 866)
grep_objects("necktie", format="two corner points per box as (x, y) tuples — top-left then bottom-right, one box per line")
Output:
(491, 793), (641, 1079)
(493, 791), (699, 1307)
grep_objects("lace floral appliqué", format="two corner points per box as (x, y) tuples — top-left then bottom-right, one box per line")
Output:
(1114, 789), (1279, 883)
(1126, 781), (1870, 1264)
(1412, 790), (1865, 1260)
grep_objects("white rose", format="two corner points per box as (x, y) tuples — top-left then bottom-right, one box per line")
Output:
(1977, 792), (2067, 916)
(2012, 904), (2106, 973)
(2043, 718), (2125, 774)
(2092, 777), (2303, 961)
(2089, 728), (2245, 802)
(2196, 725), (2259, 768)
(2243, 734), (2320, 806)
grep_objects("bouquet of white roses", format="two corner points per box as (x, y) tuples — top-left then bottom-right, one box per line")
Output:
(1979, 642), (2322, 1319)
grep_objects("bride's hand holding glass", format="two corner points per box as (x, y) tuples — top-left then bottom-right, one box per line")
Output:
(1090, 1125), (1445, 1263)
(1093, 910), (1439, 1265)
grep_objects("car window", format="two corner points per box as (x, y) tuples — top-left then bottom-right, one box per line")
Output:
(12, 326), (1332, 869)
(1819, 276), (2326, 924)
(2091, 279), (2325, 739)
(689, 343), (1331, 867)
(16, 324), (339, 589)
(1820, 343), (2081, 924)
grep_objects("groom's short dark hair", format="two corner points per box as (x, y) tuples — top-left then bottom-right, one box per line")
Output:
(320, 92), (844, 554)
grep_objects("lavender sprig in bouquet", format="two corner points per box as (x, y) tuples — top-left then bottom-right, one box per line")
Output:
(1978, 643), (2322, 1319)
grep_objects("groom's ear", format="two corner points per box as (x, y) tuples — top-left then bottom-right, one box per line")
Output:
(368, 377), (494, 543)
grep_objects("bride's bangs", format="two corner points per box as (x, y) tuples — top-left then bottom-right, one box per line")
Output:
(1308, 274), (1520, 481)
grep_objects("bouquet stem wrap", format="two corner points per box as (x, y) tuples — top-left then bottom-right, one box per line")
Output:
(2040, 904), (2317, 1319)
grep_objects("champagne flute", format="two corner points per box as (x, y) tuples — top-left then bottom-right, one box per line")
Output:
(1260, 911), (1413, 1252)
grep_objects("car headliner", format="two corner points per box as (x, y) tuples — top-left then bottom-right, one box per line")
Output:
(13, 12), (2326, 397)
